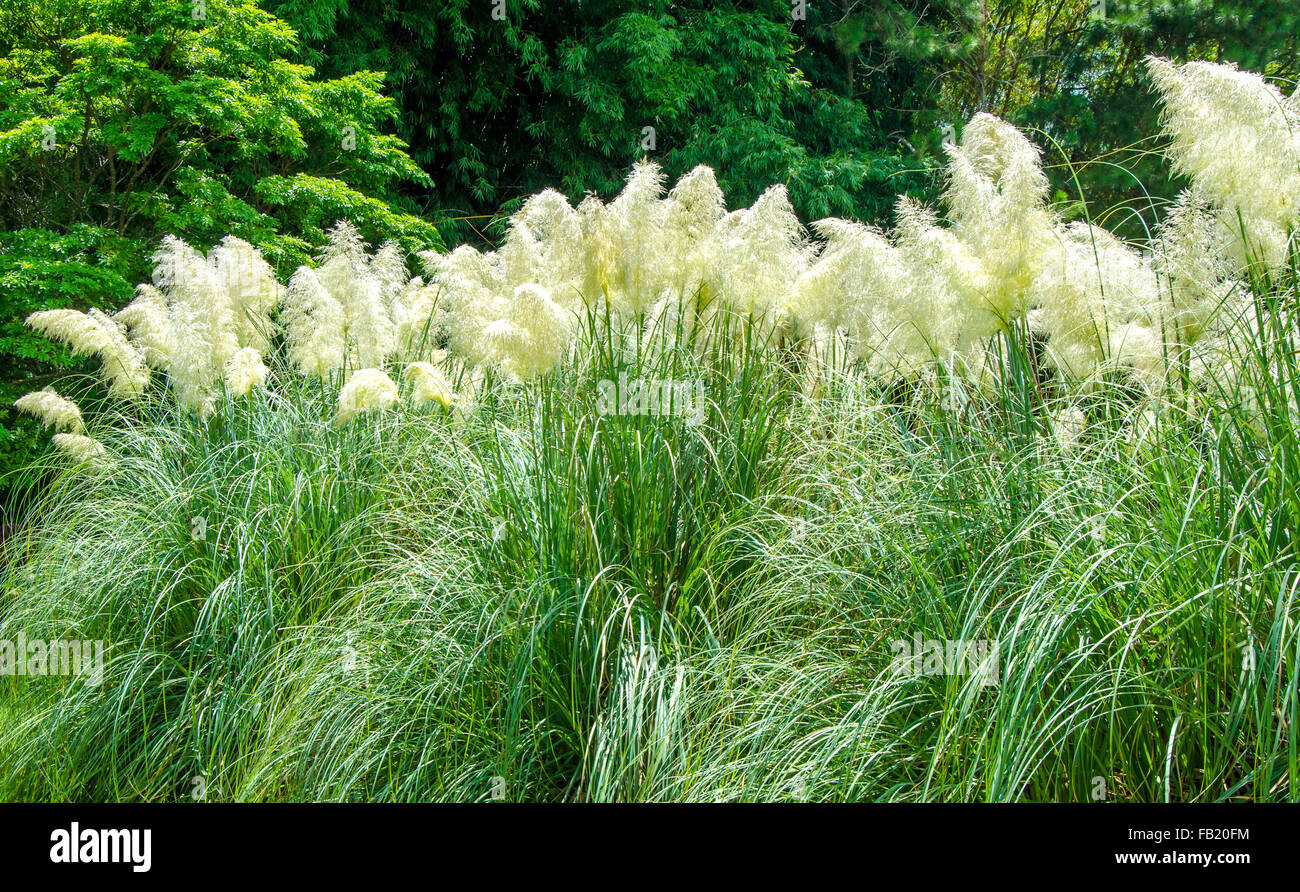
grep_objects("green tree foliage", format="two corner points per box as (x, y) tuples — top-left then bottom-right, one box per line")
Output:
(270, 0), (978, 229)
(0, 0), (441, 504)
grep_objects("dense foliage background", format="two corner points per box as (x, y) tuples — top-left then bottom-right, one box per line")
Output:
(3, 0), (1299, 506)
(267, 0), (976, 226)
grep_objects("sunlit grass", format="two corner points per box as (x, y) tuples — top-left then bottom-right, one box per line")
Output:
(1, 274), (1298, 802)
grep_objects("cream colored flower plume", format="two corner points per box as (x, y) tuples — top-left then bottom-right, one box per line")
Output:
(403, 361), (454, 409)
(336, 368), (399, 425)
(52, 433), (107, 462)
(223, 347), (270, 397)
(1148, 56), (1300, 272)
(14, 388), (84, 434)
(25, 308), (149, 398)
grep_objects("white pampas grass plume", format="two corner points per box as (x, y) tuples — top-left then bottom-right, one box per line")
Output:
(25, 308), (149, 398)
(347, 273), (396, 370)
(794, 218), (917, 372)
(223, 347), (269, 397)
(715, 184), (811, 323)
(503, 283), (573, 378)
(500, 188), (586, 306)
(115, 284), (175, 370)
(943, 113), (1058, 318)
(372, 241), (411, 307)
(665, 165), (727, 245)
(1032, 225), (1115, 383)
(604, 161), (670, 315)
(946, 113), (1050, 212)
(1107, 322), (1168, 397)
(431, 246), (573, 377)
(315, 222), (400, 370)
(576, 195), (618, 307)
(392, 276), (444, 359)
(13, 388), (84, 434)
(792, 219), (891, 334)
(210, 236), (282, 353)
(476, 284), (573, 380)
(1032, 222), (1165, 391)
(151, 236), (239, 413)
(336, 368), (399, 425)
(1147, 56), (1300, 271)
(403, 361), (454, 409)
(893, 197), (993, 356)
(1153, 189), (1240, 346)
(52, 433), (107, 462)
(283, 266), (347, 377)
(319, 219), (368, 267)
(661, 165), (726, 302)
(428, 244), (508, 368)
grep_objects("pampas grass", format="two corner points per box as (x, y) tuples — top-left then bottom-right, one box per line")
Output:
(2, 57), (1298, 802)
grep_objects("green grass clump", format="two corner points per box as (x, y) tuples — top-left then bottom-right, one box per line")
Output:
(1, 285), (1297, 802)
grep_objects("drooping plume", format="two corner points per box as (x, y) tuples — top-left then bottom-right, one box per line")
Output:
(403, 361), (455, 409)
(223, 347), (270, 397)
(25, 308), (149, 398)
(52, 433), (107, 462)
(115, 284), (175, 370)
(13, 388), (84, 434)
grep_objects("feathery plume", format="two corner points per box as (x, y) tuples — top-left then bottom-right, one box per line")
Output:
(1153, 189), (1241, 346)
(210, 235), (282, 354)
(1147, 56), (1300, 271)
(429, 244), (508, 369)
(307, 223), (405, 370)
(1032, 222), (1165, 392)
(25, 308), (149, 398)
(151, 236), (239, 413)
(403, 361), (455, 409)
(115, 284), (176, 370)
(52, 433), (107, 462)
(943, 112), (1058, 319)
(604, 160), (670, 316)
(392, 276), (444, 359)
(661, 165), (727, 303)
(283, 266), (347, 378)
(893, 197), (992, 357)
(715, 184), (811, 324)
(13, 388), (84, 434)
(223, 347), (269, 397)
(486, 284), (573, 380)
(500, 189), (586, 307)
(336, 368), (399, 425)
